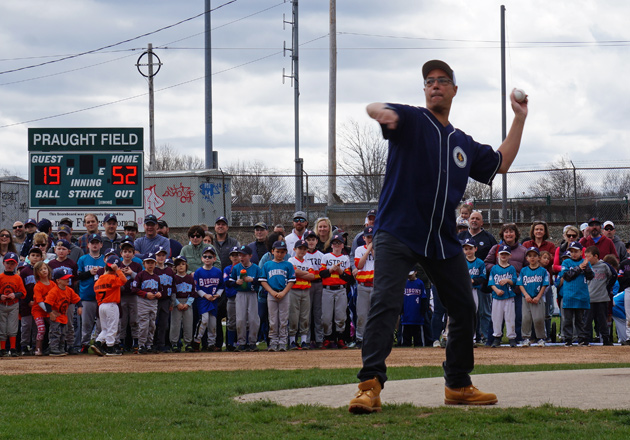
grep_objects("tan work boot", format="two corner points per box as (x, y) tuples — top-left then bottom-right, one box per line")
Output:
(348, 377), (382, 414)
(445, 385), (498, 405)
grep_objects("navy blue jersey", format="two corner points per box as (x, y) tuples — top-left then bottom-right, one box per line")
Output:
(401, 278), (426, 325)
(375, 104), (501, 259)
(194, 266), (225, 316)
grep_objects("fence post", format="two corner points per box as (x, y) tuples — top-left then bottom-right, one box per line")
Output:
(571, 161), (578, 225)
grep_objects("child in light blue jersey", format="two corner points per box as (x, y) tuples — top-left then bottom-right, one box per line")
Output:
(517, 247), (550, 346)
(488, 245), (517, 347)
(462, 238), (486, 311)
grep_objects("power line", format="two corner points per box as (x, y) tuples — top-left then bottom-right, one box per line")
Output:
(0, 0), (237, 76)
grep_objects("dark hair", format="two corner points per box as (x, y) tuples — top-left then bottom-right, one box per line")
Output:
(529, 221), (549, 241)
(0, 229), (17, 253)
(603, 254), (619, 270)
(187, 225), (205, 238)
(203, 231), (214, 244)
(585, 245), (600, 257)
(499, 223), (521, 243)
(266, 232), (284, 252)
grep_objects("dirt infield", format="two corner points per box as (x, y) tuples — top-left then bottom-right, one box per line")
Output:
(2, 345), (630, 376)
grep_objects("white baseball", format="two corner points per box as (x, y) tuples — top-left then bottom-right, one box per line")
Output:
(513, 88), (526, 103)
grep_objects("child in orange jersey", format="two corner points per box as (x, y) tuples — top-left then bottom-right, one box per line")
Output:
(353, 227), (375, 349)
(287, 240), (316, 350)
(91, 255), (127, 356)
(32, 261), (54, 356)
(45, 267), (83, 357)
(0, 252), (27, 357)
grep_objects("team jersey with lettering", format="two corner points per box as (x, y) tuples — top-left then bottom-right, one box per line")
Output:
(94, 270), (127, 305)
(45, 285), (81, 324)
(32, 281), (55, 319)
(517, 265), (550, 299)
(229, 263), (262, 294)
(132, 271), (161, 299)
(466, 257), (487, 288)
(354, 245), (375, 286)
(488, 263), (517, 300)
(320, 253), (352, 287)
(304, 249), (324, 283)
(194, 266), (225, 316)
(173, 273), (196, 305)
(401, 278), (427, 325)
(155, 266), (174, 298)
(288, 256), (314, 290)
(260, 260), (296, 291)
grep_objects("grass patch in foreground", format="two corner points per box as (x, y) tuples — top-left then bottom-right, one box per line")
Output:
(4, 363), (630, 439)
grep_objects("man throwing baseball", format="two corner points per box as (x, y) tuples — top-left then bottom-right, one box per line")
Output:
(348, 60), (528, 413)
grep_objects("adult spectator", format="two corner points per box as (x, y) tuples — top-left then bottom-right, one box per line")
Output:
(0, 228), (17, 272)
(158, 219), (183, 258)
(124, 221), (139, 240)
(247, 222), (268, 265)
(212, 215), (239, 350)
(59, 217), (78, 243)
(552, 225), (580, 273)
(285, 211), (309, 256)
(457, 210), (497, 343)
(580, 222), (590, 239)
(602, 221), (627, 261)
(485, 223), (528, 342)
(522, 221), (556, 272)
(579, 217), (618, 259)
(101, 214), (123, 254)
(274, 224), (286, 235)
(12, 221), (26, 254)
(134, 214), (170, 259)
(180, 225), (220, 273)
(19, 218), (38, 259)
(350, 209), (377, 257)
(77, 213), (100, 254)
(314, 217), (333, 254)
(56, 225), (84, 263)
(37, 218), (54, 249)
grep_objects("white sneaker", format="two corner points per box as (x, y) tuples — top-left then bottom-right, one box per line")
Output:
(537, 339), (546, 347)
(522, 339), (531, 347)
(433, 340), (441, 348)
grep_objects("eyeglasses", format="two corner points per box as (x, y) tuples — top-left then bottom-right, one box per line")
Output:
(191, 234), (203, 238)
(0, 234), (10, 238)
(604, 227), (614, 231)
(201, 255), (214, 259)
(13, 225), (23, 229)
(293, 218), (307, 223)
(35, 243), (47, 247)
(424, 77), (453, 86)
(566, 234), (577, 239)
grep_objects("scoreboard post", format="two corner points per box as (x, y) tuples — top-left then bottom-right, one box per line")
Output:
(28, 128), (144, 230)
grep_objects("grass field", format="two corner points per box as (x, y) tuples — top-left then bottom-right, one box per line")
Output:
(4, 363), (630, 439)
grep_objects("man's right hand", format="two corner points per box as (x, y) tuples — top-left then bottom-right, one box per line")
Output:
(366, 103), (399, 129)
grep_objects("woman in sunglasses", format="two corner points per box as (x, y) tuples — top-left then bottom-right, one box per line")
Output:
(552, 225), (581, 274)
(0, 229), (18, 271)
(180, 225), (220, 273)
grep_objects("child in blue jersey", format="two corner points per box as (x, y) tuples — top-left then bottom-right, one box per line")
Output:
(75, 234), (105, 353)
(488, 245), (518, 347)
(193, 246), (224, 352)
(462, 238), (486, 311)
(223, 247), (240, 352)
(230, 245), (262, 352)
(401, 270), (427, 347)
(169, 256), (195, 352)
(517, 247), (550, 346)
(558, 241), (593, 346)
(260, 241), (296, 352)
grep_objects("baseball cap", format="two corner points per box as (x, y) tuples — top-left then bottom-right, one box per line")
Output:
(55, 239), (71, 250)
(37, 218), (52, 232)
(173, 255), (188, 264)
(59, 217), (73, 227)
(561, 250), (571, 259)
(89, 234), (102, 243)
(366, 208), (377, 217)
(568, 241), (583, 250)
(215, 216), (229, 225)
(333, 228), (348, 237)
(272, 241), (288, 250)
(294, 239), (307, 249)
(106, 255), (120, 267)
(237, 245), (252, 255)
(580, 223), (588, 232)
(497, 244), (511, 254)
(293, 211), (307, 221)
(25, 218), (37, 226)
(363, 226), (374, 236)
(254, 221), (268, 230)
(103, 214), (117, 223)
(587, 217), (601, 226)
(143, 253), (157, 262)
(124, 221), (138, 231)
(525, 246), (540, 255)
(422, 60), (456, 85)
(144, 214), (158, 225)
(304, 229), (317, 239)
(603, 221), (615, 229)
(331, 234), (344, 243)
(457, 219), (469, 228)
(58, 225), (72, 236)
(53, 266), (73, 280)
(229, 246), (240, 255)
(461, 238), (476, 248)
(203, 246), (217, 255)
(165, 258), (174, 266)
(28, 247), (43, 256)
(154, 246), (168, 255)
(3, 252), (19, 263)
(121, 240), (135, 251)
(103, 248), (117, 257)
(157, 219), (168, 228)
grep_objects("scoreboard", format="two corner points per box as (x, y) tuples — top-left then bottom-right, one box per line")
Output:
(28, 128), (144, 208)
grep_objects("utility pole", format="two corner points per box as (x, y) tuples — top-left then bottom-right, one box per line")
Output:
(284, 1), (303, 211)
(136, 43), (162, 171)
(328, 0), (337, 205)
(205, 0), (215, 169)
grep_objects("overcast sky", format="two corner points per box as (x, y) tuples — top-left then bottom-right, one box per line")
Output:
(2, 0), (629, 186)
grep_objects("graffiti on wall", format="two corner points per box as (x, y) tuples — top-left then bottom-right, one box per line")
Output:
(144, 185), (165, 218)
(199, 182), (229, 205)
(162, 183), (195, 204)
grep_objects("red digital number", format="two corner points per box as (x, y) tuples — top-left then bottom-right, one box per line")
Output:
(112, 166), (138, 185)
(46, 166), (61, 185)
